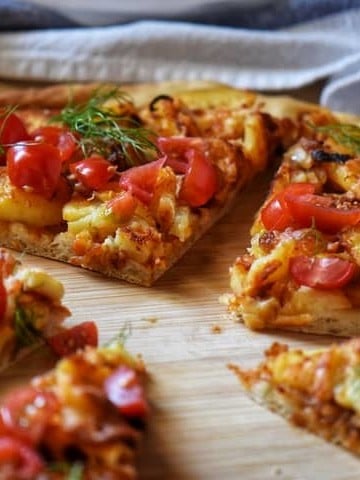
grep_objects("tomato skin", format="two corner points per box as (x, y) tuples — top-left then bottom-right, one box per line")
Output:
(260, 183), (316, 231)
(7, 143), (62, 197)
(157, 136), (218, 207)
(47, 321), (98, 357)
(104, 366), (149, 418)
(0, 280), (6, 324)
(0, 387), (59, 445)
(157, 136), (205, 174)
(0, 437), (43, 478)
(32, 126), (76, 163)
(290, 256), (357, 289)
(285, 193), (360, 233)
(119, 157), (166, 205)
(70, 156), (115, 191)
(0, 111), (29, 146)
(179, 148), (217, 207)
(107, 191), (137, 219)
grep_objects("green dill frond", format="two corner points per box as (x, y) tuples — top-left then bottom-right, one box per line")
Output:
(14, 305), (41, 349)
(0, 105), (19, 156)
(309, 122), (360, 156)
(104, 323), (132, 348)
(53, 87), (158, 167)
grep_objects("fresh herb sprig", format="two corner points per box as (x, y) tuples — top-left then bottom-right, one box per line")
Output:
(49, 461), (84, 480)
(310, 123), (360, 156)
(54, 88), (158, 166)
(0, 105), (18, 156)
(14, 305), (41, 349)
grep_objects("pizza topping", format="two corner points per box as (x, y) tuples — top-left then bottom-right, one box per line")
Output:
(285, 192), (360, 233)
(70, 155), (116, 191)
(158, 136), (218, 206)
(311, 149), (351, 164)
(31, 126), (77, 163)
(107, 190), (137, 219)
(119, 156), (166, 205)
(55, 88), (157, 166)
(14, 306), (41, 349)
(0, 109), (29, 159)
(47, 321), (98, 356)
(7, 143), (62, 198)
(312, 123), (360, 156)
(289, 255), (357, 289)
(0, 387), (59, 445)
(104, 365), (149, 418)
(0, 437), (43, 478)
(260, 183), (316, 231)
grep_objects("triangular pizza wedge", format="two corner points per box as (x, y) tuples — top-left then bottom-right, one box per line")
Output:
(226, 114), (360, 336)
(0, 341), (148, 479)
(230, 339), (360, 456)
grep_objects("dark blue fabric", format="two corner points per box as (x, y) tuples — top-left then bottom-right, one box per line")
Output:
(0, 0), (77, 30)
(1, 0), (360, 31)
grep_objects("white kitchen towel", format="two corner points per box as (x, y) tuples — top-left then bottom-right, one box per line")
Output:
(0, 8), (360, 113)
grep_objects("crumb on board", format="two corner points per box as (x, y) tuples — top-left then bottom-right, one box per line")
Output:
(211, 324), (223, 334)
(142, 316), (158, 324)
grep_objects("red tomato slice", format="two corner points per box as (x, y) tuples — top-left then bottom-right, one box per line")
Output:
(0, 111), (29, 146)
(0, 437), (43, 478)
(0, 387), (59, 445)
(157, 136), (205, 174)
(104, 366), (149, 418)
(285, 192), (360, 233)
(180, 148), (218, 207)
(119, 157), (166, 205)
(290, 256), (357, 289)
(70, 156), (115, 191)
(260, 183), (316, 231)
(107, 191), (137, 219)
(0, 280), (7, 324)
(7, 143), (62, 197)
(32, 126), (76, 163)
(47, 321), (98, 357)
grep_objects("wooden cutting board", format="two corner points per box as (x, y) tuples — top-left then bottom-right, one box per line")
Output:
(1, 82), (359, 479)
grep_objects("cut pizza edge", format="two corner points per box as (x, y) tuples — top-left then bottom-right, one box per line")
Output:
(225, 104), (360, 336)
(229, 339), (360, 456)
(0, 247), (99, 371)
(0, 80), (300, 286)
(0, 340), (149, 479)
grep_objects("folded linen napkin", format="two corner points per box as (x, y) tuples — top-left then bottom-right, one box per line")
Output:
(0, 1), (359, 114)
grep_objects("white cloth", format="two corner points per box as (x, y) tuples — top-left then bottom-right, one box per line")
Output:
(0, 9), (360, 113)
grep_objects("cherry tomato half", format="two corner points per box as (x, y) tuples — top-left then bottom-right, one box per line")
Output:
(157, 136), (218, 207)
(157, 136), (205, 174)
(0, 111), (29, 146)
(0, 387), (59, 445)
(0, 280), (7, 325)
(119, 157), (166, 205)
(0, 437), (43, 479)
(32, 126), (77, 163)
(47, 321), (98, 357)
(180, 148), (217, 207)
(7, 143), (62, 197)
(289, 256), (357, 289)
(104, 366), (149, 418)
(260, 183), (316, 231)
(285, 192), (360, 234)
(70, 156), (115, 191)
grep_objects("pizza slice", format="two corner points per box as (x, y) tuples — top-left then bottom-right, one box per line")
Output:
(0, 341), (148, 479)
(226, 115), (360, 336)
(230, 339), (360, 456)
(0, 248), (74, 370)
(0, 82), (294, 286)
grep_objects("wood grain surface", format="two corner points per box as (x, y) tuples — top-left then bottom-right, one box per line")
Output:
(1, 82), (359, 479)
